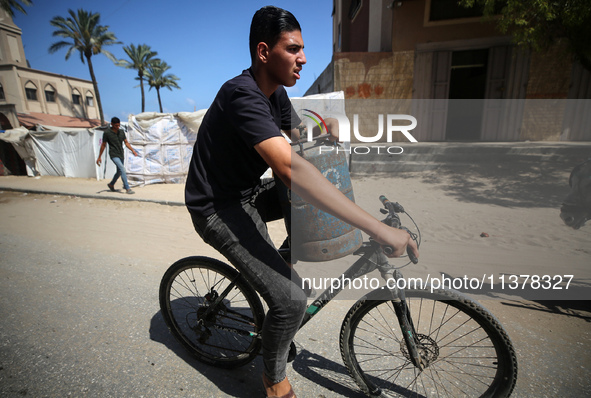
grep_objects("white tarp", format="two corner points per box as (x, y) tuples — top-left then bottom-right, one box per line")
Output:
(0, 126), (99, 178)
(0, 111), (205, 183)
(125, 111), (204, 185)
(30, 128), (96, 178)
(0, 127), (37, 175)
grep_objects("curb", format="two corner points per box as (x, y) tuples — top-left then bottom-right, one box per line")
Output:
(0, 186), (185, 207)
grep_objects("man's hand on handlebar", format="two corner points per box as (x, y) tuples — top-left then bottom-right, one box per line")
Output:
(372, 222), (419, 261)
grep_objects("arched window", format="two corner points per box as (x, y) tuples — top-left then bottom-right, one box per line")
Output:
(71, 89), (81, 105)
(44, 84), (56, 102)
(85, 91), (95, 107)
(25, 81), (38, 101)
(0, 83), (5, 101)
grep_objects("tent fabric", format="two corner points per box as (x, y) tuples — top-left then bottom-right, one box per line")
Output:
(0, 126), (106, 178)
(0, 112), (204, 182)
(125, 111), (204, 185)
(28, 129), (96, 178)
(0, 126), (40, 176)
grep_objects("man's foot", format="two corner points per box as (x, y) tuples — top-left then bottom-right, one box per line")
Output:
(126, 189), (135, 194)
(262, 374), (296, 398)
(107, 183), (115, 192)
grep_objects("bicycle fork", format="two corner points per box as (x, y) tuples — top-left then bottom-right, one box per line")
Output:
(390, 291), (426, 371)
(379, 267), (426, 371)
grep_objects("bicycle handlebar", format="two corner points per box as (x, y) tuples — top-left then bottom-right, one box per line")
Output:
(379, 195), (419, 264)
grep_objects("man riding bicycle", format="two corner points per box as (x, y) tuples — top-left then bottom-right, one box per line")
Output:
(184, 6), (418, 397)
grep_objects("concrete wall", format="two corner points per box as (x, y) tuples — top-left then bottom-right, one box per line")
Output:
(332, 51), (414, 99)
(305, 60), (335, 96)
(520, 41), (578, 141)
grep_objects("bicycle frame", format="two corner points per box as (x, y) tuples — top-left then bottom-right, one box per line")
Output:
(298, 240), (425, 370)
(197, 237), (425, 373)
(195, 196), (425, 373)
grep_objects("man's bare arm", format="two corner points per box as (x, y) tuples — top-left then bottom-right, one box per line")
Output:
(254, 136), (418, 259)
(124, 140), (139, 157)
(96, 142), (107, 165)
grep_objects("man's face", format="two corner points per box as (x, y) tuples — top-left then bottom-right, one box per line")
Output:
(266, 30), (306, 87)
(111, 122), (120, 132)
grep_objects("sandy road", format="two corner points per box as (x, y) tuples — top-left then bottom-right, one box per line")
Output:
(0, 184), (590, 397)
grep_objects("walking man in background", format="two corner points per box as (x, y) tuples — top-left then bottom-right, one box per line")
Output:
(96, 117), (138, 194)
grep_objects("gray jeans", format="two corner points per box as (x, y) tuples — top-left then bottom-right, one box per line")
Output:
(189, 180), (307, 384)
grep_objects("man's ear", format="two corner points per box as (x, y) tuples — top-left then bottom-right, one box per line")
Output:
(257, 42), (269, 64)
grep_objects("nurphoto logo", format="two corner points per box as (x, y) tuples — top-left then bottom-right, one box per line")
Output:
(302, 109), (418, 155)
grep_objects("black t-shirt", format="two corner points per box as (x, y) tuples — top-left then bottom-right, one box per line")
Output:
(102, 128), (126, 160)
(185, 68), (300, 217)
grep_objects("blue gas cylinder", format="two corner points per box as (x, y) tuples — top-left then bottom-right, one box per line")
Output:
(289, 140), (363, 262)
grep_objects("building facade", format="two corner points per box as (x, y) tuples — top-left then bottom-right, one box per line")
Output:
(0, 9), (100, 131)
(307, 0), (591, 142)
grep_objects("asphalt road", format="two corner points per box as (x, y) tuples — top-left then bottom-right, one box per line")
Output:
(1, 191), (590, 397)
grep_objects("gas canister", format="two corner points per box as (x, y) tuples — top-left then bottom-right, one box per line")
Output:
(289, 139), (363, 262)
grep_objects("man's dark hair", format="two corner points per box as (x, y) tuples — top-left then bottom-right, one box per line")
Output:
(249, 6), (301, 63)
(111, 117), (120, 124)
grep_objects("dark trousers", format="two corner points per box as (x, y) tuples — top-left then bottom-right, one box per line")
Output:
(190, 179), (307, 383)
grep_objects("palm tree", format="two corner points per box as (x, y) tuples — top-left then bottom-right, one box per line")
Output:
(49, 9), (119, 125)
(144, 60), (180, 113)
(0, 0), (32, 17)
(118, 44), (159, 113)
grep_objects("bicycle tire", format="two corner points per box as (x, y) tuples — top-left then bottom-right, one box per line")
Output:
(340, 289), (518, 398)
(159, 256), (264, 368)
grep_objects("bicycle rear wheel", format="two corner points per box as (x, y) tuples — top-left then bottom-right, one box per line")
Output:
(340, 289), (517, 398)
(159, 256), (264, 368)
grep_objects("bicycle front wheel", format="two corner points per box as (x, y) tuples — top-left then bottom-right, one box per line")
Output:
(159, 256), (264, 368)
(340, 289), (517, 398)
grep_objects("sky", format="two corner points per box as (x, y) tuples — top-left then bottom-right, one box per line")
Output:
(13, 0), (334, 121)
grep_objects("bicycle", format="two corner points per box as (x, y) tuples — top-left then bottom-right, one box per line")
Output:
(159, 195), (518, 397)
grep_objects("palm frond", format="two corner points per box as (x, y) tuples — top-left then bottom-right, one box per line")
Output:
(1, 0), (33, 17)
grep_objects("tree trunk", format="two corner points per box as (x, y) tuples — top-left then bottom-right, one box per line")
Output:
(86, 55), (105, 125)
(139, 72), (145, 113)
(156, 87), (163, 113)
